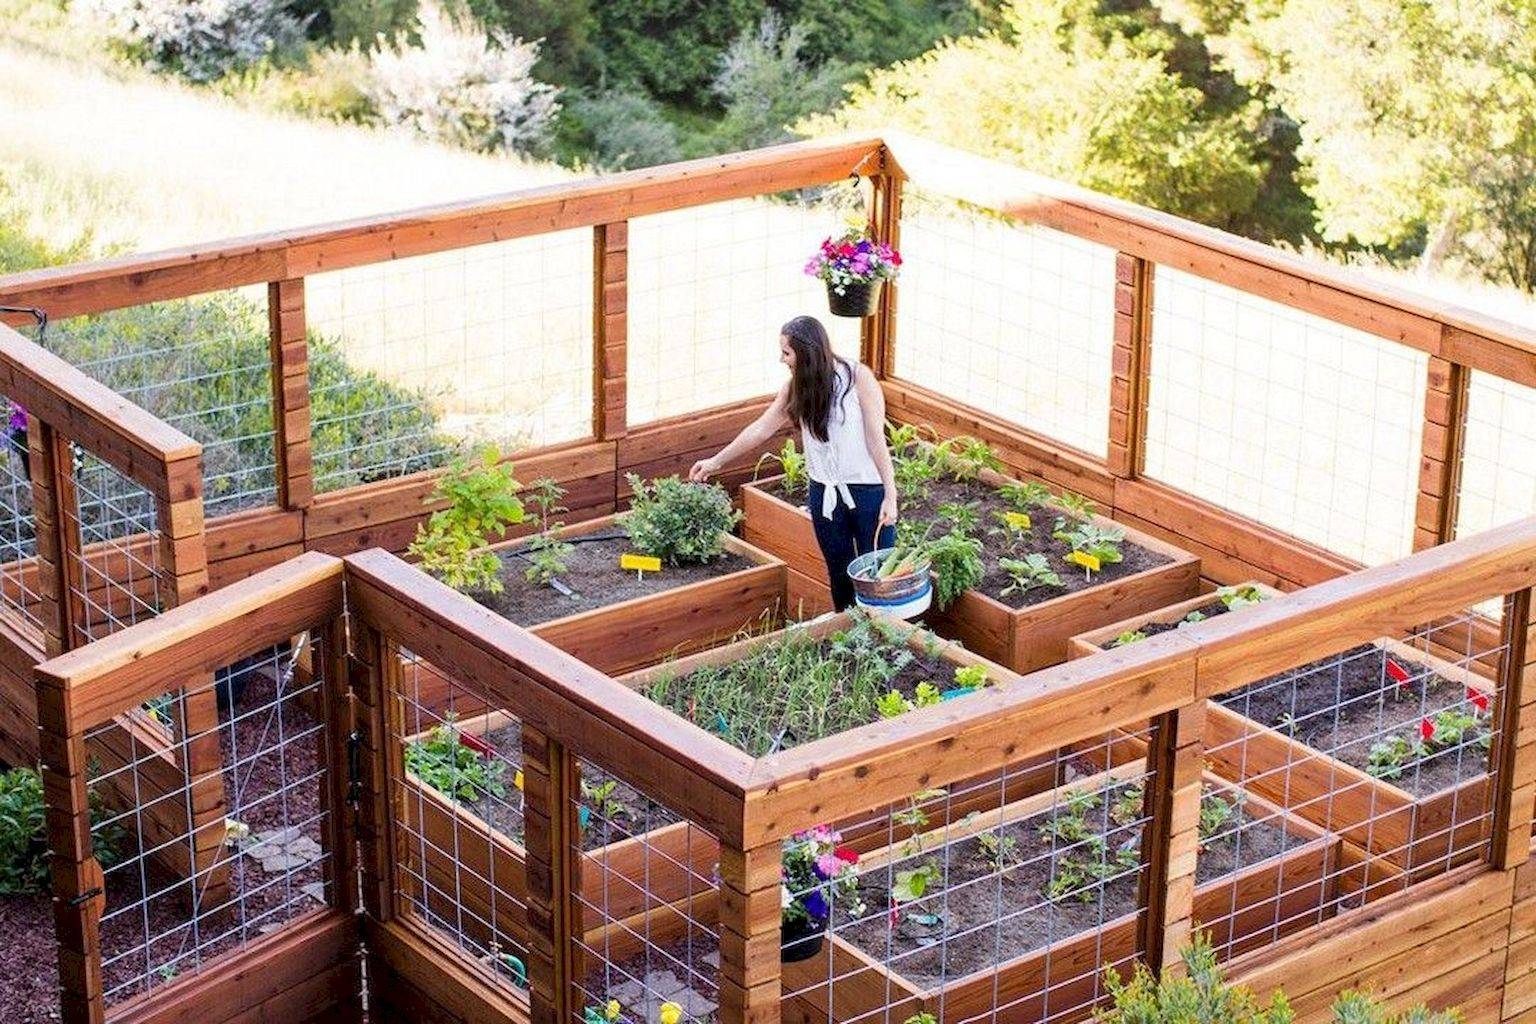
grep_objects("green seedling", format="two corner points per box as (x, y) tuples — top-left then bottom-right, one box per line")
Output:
(998, 553), (1064, 598)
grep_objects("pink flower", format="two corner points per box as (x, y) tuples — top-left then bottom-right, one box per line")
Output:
(815, 853), (843, 878)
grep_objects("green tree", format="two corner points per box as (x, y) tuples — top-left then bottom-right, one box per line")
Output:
(801, 0), (1265, 229)
(1191, 0), (1536, 290)
(592, 0), (764, 104)
(466, 0), (593, 82)
(710, 14), (853, 152)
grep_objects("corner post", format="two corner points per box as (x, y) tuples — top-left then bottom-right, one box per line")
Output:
(1414, 351), (1471, 550)
(268, 278), (314, 508)
(718, 842), (782, 1024)
(861, 160), (903, 378)
(350, 623), (399, 923)
(1491, 587), (1536, 869)
(594, 222), (628, 442)
(1139, 701), (1205, 975)
(1108, 253), (1154, 479)
(523, 725), (582, 1023)
(27, 420), (78, 657)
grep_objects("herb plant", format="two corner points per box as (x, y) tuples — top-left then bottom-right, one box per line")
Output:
(0, 767), (124, 894)
(1054, 491), (1095, 523)
(409, 447), (526, 594)
(623, 474), (741, 566)
(991, 509), (1033, 552)
(1112, 629), (1148, 647)
(1218, 584), (1268, 610)
(925, 529), (985, 609)
(405, 721), (508, 802)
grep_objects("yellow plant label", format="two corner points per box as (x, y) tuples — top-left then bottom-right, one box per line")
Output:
(1066, 550), (1101, 572)
(514, 770), (524, 791)
(1002, 511), (1032, 530)
(620, 553), (662, 572)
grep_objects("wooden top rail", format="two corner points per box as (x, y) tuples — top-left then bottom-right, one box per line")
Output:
(740, 513), (1536, 846)
(34, 550), (343, 731)
(882, 131), (1536, 387)
(0, 322), (200, 498)
(0, 134), (885, 322)
(341, 548), (756, 845)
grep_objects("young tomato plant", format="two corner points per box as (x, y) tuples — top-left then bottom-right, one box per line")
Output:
(521, 477), (573, 586)
(942, 434), (1002, 482)
(936, 499), (981, 535)
(754, 437), (808, 497)
(999, 480), (1051, 511)
(409, 447), (527, 594)
(990, 509), (1033, 553)
(998, 553), (1064, 598)
(977, 829), (1020, 870)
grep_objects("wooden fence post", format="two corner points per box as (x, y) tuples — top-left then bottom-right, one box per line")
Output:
(718, 842), (781, 1024)
(1139, 701), (1205, 975)
(268, 278), (313, 509)
(1491, 588), (1536, 869)
(322, 617), (359, 915)
(350, 623), (398, 924)
(36, 687), (104, 1024)
(27, 420), (78, 657)
(523, 725), (581, 1024)
(861, 168), (903, 379)
(1414, 353), (1471, 551)
(1108, 254), (1154, 480)
(594, 223), (628, 442)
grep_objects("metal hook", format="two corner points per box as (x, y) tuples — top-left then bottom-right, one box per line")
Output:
(0, 305), (47, 342)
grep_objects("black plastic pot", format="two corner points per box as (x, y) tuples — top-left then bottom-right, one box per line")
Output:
(780, 915), (826, 962)
(826, 279), (883, 318)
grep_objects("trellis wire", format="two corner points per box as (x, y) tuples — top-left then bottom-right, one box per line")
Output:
(1456, 372), (1536, 538)
(892, 188), (1116, 458)
(626, 190), (863, 427)
(1143, 267), (1426, 566)
(0, 390), (42, 633)
(305, 230), (594, 494)
(87, 638), (334, 1005)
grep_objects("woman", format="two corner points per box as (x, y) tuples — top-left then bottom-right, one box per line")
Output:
(689, 315), (898, 611)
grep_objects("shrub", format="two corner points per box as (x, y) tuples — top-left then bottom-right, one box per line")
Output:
(1330, 992), (1461, 1024)
(85, 0), (310, 82)
(0, 767), (125, 895)
(408, 446), (526, 593)
(1096, 931), (1294, 1023)
(623, 474), (740, 566)
(710, 13), (852, 152)
(561, 89), (682, 171)
(366, 3), (559, 155)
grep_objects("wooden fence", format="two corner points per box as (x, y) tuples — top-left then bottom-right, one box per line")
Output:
(6, 134), (1536, 1024)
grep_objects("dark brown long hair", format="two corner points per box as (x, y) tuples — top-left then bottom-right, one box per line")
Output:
(782, 315), (851, 443)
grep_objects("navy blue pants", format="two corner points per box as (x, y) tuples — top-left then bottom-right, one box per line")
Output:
(808, 481), (896, 611)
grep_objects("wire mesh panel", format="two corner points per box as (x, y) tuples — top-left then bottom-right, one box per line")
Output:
(1457, 372), (1536, 538)
(572, 755), (721, 1024)
(33, 295), (277, 518)
(390, 647), (532, 991)
(1201, 610), (1507, 921)
(65, 451), (167, 647)
(1144, 268), (1427, 566)
(626, 194), (863, 425)
(0, 392), (42, 634)
(86, 635), (336, 1005)
(305, 232), (594, 494)
(779, 730), (1154, 1024)
(893, 191), (1117, 457)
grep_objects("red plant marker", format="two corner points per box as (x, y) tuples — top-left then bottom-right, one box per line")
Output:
(1467, 687), (1490, 713)
(888, 897), (901, 926)
(1419, 717), (1436, 741)
(459, 732), (495, 757)
(1385, 659), (1410, 685)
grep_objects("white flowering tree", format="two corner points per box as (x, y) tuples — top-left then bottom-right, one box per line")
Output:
(367, 3), (560, 156)
(85, 0), (308, 82)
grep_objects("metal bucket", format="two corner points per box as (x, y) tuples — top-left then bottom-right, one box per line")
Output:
(847, 548), (932, 619)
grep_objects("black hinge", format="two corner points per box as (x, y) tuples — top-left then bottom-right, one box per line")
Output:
(346, 730), (362, 806)
(67, 887), (103, 908)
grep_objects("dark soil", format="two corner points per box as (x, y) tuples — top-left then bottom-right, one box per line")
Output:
(477, 535), (751, 627)
(836, 769), (1300, 987)
(453, 718), (682, 851)
(1218, 645), (1491, 798)
(1111, 599), (1232, 644)
(759, 475), (1172, 609)
(0, 659), (332, 1023)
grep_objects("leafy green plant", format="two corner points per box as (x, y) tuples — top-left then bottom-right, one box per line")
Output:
(1039, 789), (1100, 844)
(1198, 787), (1243, 846)
(936, 499), (981, 535)
(1110, 785), (1144, 827)
(1218, 584), (1269, 610)
(1367, 708), (1492, 780)
(1096, 931), (1295, 1023)
(580, 778), (625, 822)
(925, 529), (985, 609)
(405, 721), (507, 802)
(1112, 629), (1148, 648)
(1054, 490), (1096, 523)
(892, 861), (941, 903)
(754, 437), (809, 497)
(952, 664), (989, 690)
(623, 474), (741, 566)
(999, 481), (1052, 510)
(991, 509), (1034, 552)
(408, 447), (526, 594)
(1, 767), (124, 894)
(943, 434), (1002, 482)
(998, 553), (1064, 598)
(523, 530), (574, 586)
(894, 787), (947, 856)
(904, 1014), (939, 1024)
(977, 829), (1020, 870)
(1054, 522), (1126, 567)
(1182, 610), (1208, 625)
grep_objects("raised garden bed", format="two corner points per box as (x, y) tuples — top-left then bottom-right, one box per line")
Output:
(1069, 588), (1495, 875)
(780, 760), (1339, 1024)
(742, 444), (1199, 672)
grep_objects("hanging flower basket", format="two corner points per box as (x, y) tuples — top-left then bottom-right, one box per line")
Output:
(5, 401), (29, 478)
(805, 225), (902, 319)
(780, 824), (862, 962)
(780, 913), (827, 962)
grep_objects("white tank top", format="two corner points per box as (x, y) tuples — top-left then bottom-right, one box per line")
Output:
(803, 361), (882, 520)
